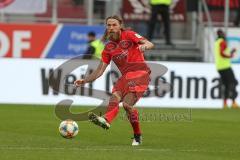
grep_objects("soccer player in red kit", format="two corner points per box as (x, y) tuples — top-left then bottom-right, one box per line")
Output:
(74, 15), (154, 146)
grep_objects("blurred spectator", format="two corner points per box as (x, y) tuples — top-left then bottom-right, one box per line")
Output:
(214, 29), (239, 108)
(147, 0), (172, 45)
(82, 31), (104, 59)
(234, 0), (240, 26)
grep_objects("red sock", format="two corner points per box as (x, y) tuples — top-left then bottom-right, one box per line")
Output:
(128, 109), (141, 135)
(104, 101), (119, 123)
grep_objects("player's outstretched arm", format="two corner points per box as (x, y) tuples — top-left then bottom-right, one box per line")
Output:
(74, 61), (108, 86)
(138, 39), (154, 52)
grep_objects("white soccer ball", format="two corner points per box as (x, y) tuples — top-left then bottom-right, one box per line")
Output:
(59, 119), (79, 139)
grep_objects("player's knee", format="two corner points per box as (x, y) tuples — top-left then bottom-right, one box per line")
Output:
(112, 92), (121, 102)
(108, 95), (120, 108)
(229, 90), (238, 99)
(228, 84), (238, 99)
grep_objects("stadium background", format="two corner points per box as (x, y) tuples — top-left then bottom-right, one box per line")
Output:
(0, 0), (240, 160)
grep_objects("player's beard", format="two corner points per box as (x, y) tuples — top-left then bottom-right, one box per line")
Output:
(108, 31), (120, 41)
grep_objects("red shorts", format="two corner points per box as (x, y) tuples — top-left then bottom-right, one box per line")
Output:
(112, 70), (150, 101)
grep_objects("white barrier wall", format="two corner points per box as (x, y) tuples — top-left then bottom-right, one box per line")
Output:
(0, 58), (239, 108)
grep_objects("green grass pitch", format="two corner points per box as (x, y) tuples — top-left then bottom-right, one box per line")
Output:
(0, 104), (239, 160)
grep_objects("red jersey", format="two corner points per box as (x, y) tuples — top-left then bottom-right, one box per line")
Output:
(101, 30), (150, 75)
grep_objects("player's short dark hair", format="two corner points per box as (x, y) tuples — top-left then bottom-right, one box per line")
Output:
(88, 31), (96, 37)
(217, 29), (225, 38)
